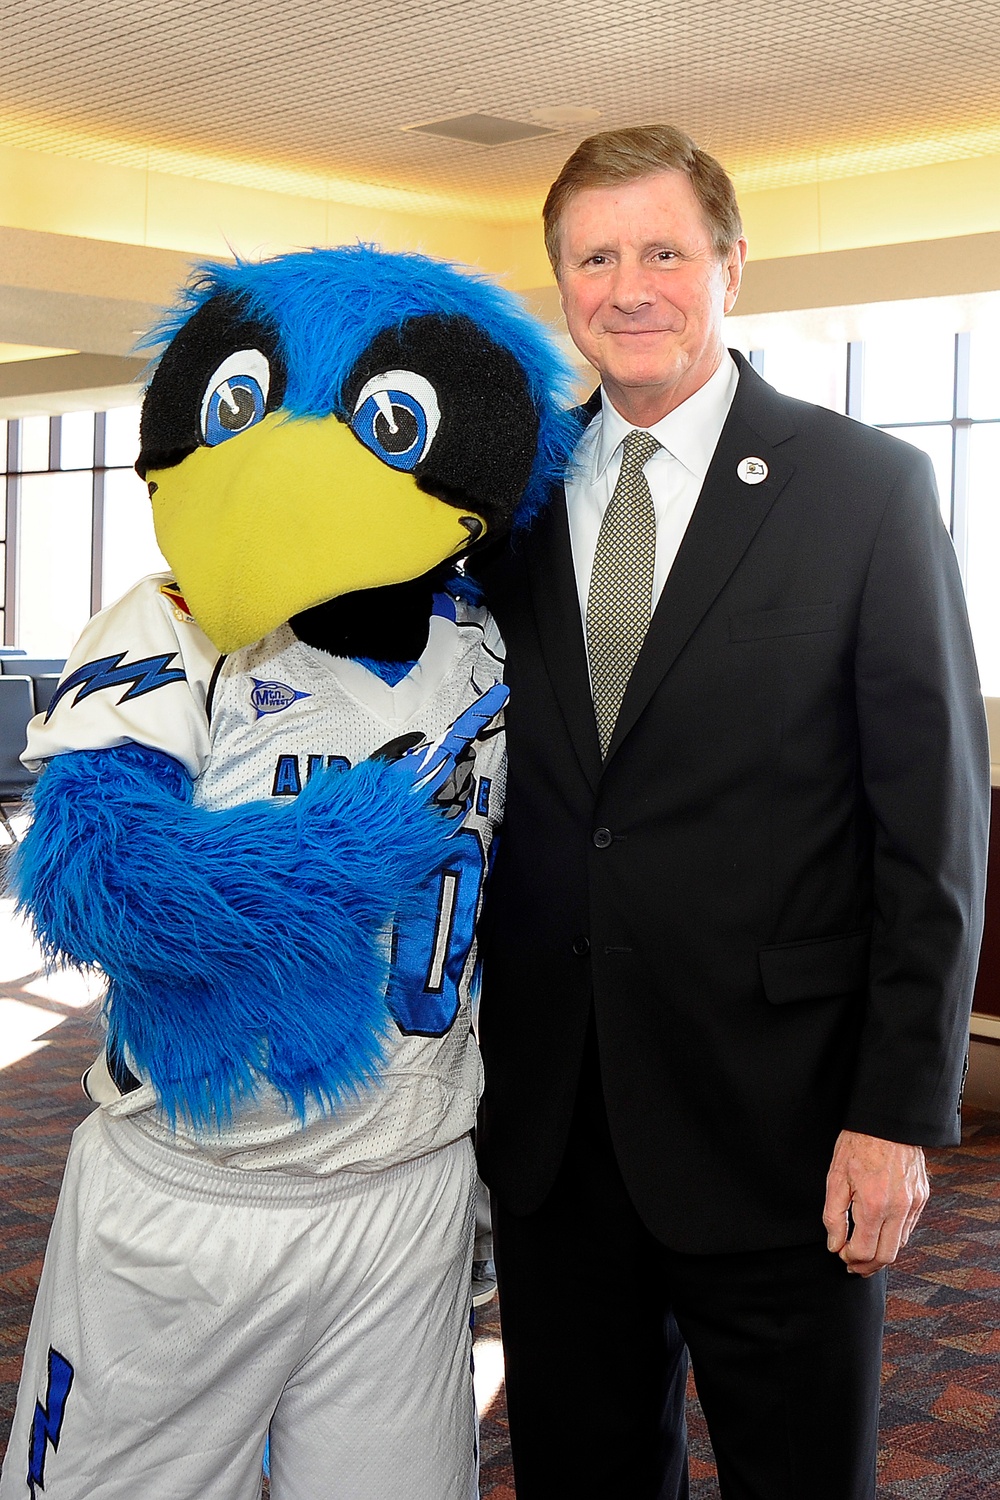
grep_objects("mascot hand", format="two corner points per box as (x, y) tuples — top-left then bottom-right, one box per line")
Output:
(13, 733), (486, 1124)
(369, 683), (508, 819)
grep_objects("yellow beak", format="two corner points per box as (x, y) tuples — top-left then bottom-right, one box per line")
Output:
(147, 411), (485, 654)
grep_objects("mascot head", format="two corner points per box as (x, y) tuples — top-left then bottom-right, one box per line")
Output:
(137, 245), (579, 656)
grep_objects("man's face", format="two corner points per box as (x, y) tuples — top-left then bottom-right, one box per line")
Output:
(556, 170), (746, 421)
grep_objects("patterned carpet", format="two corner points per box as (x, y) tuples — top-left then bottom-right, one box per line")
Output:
(476, 1112), (1000, 1500)
(2, 1006), (1000, 1497)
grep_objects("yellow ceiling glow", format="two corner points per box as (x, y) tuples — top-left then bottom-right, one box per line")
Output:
(0, 343), (77, 365)
(730, 120), (1000, 196)
(0, 109), (541, 227)
(4, 0), (1000, 229)
(4, 103), (1000, 235)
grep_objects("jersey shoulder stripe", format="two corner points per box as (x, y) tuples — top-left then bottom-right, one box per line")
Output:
(23, 573), (219, 779)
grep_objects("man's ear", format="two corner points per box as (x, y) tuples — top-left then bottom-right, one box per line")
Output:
(724, 238), (748, 315)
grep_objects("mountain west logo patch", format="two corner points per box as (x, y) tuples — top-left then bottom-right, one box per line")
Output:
(249, 678), (311, 719)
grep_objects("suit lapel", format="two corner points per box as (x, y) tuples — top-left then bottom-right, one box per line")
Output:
(525, 492), (603, 788)
(604, 359), (797, 762)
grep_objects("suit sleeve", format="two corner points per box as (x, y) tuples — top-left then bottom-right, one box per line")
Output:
(845, 447), (989, 1146)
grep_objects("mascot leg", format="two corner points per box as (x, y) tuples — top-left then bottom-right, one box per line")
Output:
(1, 1112), (293, 1499)
(0, 1119), (478, 1500)
(267, 1137), (478, 1500)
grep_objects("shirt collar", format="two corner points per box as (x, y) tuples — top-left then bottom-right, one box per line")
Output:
(591, 351), (739, 484)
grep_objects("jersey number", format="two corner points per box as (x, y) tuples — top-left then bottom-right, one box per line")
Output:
(386, 830), (486, 1037)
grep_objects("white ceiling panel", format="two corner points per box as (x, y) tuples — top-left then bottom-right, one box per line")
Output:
(2, 0), (1000, 222)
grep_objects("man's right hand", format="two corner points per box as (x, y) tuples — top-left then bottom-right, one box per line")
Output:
(822, 1129), (930, 1276)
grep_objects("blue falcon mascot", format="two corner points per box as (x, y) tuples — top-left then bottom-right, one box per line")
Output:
(1, 246), (577, 1500)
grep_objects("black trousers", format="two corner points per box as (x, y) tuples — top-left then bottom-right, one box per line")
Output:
(491, 1026), (887, 1500)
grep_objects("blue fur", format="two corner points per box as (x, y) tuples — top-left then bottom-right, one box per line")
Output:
(354, 658), (417, 686)
(10, 741), (454, 1128)
(139, 245), (581, 529)
(444, 569), (483, 606)
(351, 576), (476, 682)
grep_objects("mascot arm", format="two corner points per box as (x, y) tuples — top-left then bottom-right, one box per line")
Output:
(11, 738), (458, 1124)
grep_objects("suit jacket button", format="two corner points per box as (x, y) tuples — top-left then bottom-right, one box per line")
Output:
(593, 827), (613, 849)
(572, 936), (590, 956)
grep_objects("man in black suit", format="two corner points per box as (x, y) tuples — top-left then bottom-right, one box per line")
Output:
(476, 125), (989, 1500)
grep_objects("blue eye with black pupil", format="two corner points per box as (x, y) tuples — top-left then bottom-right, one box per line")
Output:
(352, 391), (428, 472)
(204, 376), (266, 446)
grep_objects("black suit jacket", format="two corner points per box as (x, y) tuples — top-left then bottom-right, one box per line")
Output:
(476, 352), (990, 1255)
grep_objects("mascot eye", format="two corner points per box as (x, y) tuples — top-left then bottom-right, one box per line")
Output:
(201, 350), (272, 446)
(351, 370), (441, 472)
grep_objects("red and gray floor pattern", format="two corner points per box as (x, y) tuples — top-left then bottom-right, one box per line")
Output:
(2, 1006), (1000, 1498)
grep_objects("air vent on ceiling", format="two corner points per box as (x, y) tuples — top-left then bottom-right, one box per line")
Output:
(405, 113), (559, 147)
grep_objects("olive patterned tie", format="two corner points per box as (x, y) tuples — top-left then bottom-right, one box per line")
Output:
(586, 428), (661, 758)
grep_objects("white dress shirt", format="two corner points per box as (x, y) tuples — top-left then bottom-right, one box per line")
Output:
(566, 352), (739, 619)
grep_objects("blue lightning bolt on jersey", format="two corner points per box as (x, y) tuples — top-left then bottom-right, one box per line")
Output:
(24, 578), (219, 779)
(23, 573), (506, 1177)
(45, 651), (187, 719)
(27, 1347), (74, 1499)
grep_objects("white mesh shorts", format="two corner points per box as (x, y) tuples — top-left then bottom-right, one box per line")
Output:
(0, 1110), (478, 1500)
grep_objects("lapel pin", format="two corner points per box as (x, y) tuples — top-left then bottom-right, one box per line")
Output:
(737, 456), (768, 485)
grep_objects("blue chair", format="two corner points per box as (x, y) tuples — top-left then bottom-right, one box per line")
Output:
(33, 675), (61, 718)
(0, 647), (26, 658)
(0, 657), (65, 677)
(0, 675), (37, 844)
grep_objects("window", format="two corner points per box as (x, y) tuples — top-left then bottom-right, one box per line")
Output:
(6, 294), (1000, 684)
(727, 291), (1000, 693)
(2, 407), (166, 656)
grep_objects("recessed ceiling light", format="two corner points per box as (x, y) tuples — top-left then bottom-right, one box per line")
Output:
(404, 113), (559, 147)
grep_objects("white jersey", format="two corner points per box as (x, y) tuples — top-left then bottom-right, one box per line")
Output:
(25, 573), (506, 1175)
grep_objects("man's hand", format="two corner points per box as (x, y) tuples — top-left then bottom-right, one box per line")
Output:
(822, 1129), (929, 1276)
